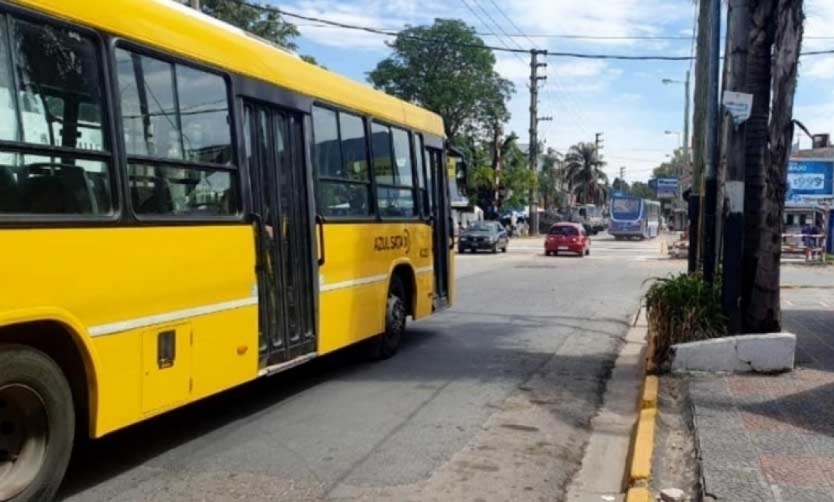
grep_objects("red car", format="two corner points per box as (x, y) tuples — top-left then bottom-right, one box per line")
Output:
(545, 222), (591, 257)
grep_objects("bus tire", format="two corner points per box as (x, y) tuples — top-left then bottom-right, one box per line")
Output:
(0, 344), (75, 502)
(368, 276), (407, 360)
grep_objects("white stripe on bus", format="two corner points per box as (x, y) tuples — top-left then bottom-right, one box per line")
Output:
(88, 266), (436, 336)
(88, 297), (258, 337)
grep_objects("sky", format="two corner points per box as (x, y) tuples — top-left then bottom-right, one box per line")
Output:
(274, 0), (834, 183)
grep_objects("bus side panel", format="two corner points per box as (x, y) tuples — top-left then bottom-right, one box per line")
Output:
(0, 226), (259, 437)
(317, 222), (433, 355)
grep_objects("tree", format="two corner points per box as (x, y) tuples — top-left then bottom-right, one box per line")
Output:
(741, 0), (804, 333)
(463, 132), (536, 214)
(196, 0), (325, 67)
(300, 55), (327, 69)
(612, 177), (629, 194)
(630, 181), (656, 200)
(368, 19), (513, 139)
(563, 142), (608, 205)
(652, 147), (689, 179)
(200, 0), (299, 49)
(538, 148), (563, 210)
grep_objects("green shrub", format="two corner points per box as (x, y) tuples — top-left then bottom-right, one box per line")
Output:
(644, 272), (726, 370)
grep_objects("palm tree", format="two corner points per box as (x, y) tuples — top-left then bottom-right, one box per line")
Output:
(538, 148), (563, 210)
(737, 0), (803, 333)
(563, 142), (608, 205)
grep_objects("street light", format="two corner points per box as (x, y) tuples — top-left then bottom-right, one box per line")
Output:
(664, 130), (682, 148)
(661, 72), (691, 170)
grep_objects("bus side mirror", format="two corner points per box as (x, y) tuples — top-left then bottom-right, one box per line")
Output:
(456, 159), (469, 197)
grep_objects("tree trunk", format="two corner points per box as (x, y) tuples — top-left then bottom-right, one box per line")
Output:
(691, 0), (712, 271)
(745, 0), (804, 332)
(720, 0), (751, 334)
(741, 0), (776, 332)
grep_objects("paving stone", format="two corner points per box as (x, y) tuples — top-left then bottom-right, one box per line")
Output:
(701, 466), (773, 502)
(760, 454), (833, 487)
(775, 485), (834, 502)
(801, 434), (834, 457)
(697, 430), (759, 470)
(750, 431), (813, 455)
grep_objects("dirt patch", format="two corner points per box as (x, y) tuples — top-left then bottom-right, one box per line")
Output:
(650, 376), (701, 501)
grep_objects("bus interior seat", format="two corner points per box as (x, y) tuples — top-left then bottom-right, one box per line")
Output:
(130, 177), (174, 214)
(0, 166), (20, 212)
(20, 165), (95, 214)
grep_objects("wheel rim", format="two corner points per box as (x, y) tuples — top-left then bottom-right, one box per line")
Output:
(0, 384), (48, 501)
(386, 293), (406, 340)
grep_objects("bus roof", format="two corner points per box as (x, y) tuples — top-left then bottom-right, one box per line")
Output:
(19, 0), (446, 137)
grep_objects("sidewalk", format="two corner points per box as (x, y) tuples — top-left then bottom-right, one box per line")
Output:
(687, 290), (834, 501)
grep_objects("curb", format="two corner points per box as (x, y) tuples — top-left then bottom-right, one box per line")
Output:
(624, 314), (658, 502)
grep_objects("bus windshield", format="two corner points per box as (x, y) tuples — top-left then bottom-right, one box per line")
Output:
(611, 198), (642, 220)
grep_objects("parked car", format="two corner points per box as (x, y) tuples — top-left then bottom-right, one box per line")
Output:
(458, 221), (509, 254)
(544, 222), (591, 257)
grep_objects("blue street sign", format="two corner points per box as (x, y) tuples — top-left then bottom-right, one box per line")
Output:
(787, 160), (833, 202)
(654, 177), (679, 199)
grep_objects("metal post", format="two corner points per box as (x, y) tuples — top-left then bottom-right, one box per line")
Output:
(702, 0), (721, 284)
(189, 0), (201, 9)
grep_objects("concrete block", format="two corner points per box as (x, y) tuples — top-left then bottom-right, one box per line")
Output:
(736, 333), (796, 372)
(659, 487), (685, 502)
(671, 333), (795, 374)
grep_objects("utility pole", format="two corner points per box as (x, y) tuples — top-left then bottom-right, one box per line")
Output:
(721, 0), (750, 334)
(592, 132), (604, 204)
(702, 0), (722, 284)
(528, 49), (547, 235)
(689, 0), (711, 274)
(189, 0), (201, 9)
(493, 120), (502, 219)
(682, 70), (691, 187)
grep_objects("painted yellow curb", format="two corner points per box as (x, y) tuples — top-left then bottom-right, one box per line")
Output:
(625, 486), (650, 502)
(630, 407), (657, 481)
(641, 375), (659, 410)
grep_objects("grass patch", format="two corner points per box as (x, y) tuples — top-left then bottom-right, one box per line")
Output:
(644, 272), (726, 370)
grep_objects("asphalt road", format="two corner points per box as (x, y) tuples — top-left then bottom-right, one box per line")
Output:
(59, 233), (679, 502)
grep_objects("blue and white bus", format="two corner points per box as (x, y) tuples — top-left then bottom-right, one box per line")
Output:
(608, 195), (661, 240)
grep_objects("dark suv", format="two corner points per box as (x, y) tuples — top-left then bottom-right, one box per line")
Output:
(458, 221), (509, 254)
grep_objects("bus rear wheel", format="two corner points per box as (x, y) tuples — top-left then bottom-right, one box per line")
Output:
(0, 345), (74, 502)
(368, 276), (407, 360)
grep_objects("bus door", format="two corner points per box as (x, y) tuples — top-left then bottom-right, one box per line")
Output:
(245, 102), (317, 367)
(427, 147), (450, 307)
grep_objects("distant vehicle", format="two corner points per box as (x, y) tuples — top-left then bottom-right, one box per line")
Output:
(608, 195), (661, 240)
(458, 221), (509, 254)
(578, 204), (605, 234)
(545, 222), (591, 257)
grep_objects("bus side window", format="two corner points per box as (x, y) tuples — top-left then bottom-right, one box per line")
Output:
(0, 14), (114, 216)
(312, 106), (372, 218)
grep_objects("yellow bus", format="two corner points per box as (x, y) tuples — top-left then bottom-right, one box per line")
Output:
(0, 1), (461, 499)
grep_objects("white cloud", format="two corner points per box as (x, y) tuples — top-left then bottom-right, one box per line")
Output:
(805, 0), (834, 51)
(495, 55), (532, 84)
(505, 0), (689, 47)
(551, 60), (608, 79)
(804, 56), (834, 80)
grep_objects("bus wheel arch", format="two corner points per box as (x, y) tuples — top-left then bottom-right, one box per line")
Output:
(0, 320), (97, 440)
(368, 265), (415, 360)
(391, 264), (417, 318)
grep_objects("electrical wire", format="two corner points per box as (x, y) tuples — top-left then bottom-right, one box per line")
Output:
(227, 0), (834, 60)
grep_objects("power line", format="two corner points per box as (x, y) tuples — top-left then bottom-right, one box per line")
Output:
(230, 0), (834, 60)
(296, 25), (834, 42)
(483, 0), (537, 48)
(457, 0), (528, 65)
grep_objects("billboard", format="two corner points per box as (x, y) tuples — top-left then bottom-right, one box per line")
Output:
(654, 177), (679, 199)
(786, 159), (834, 204)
